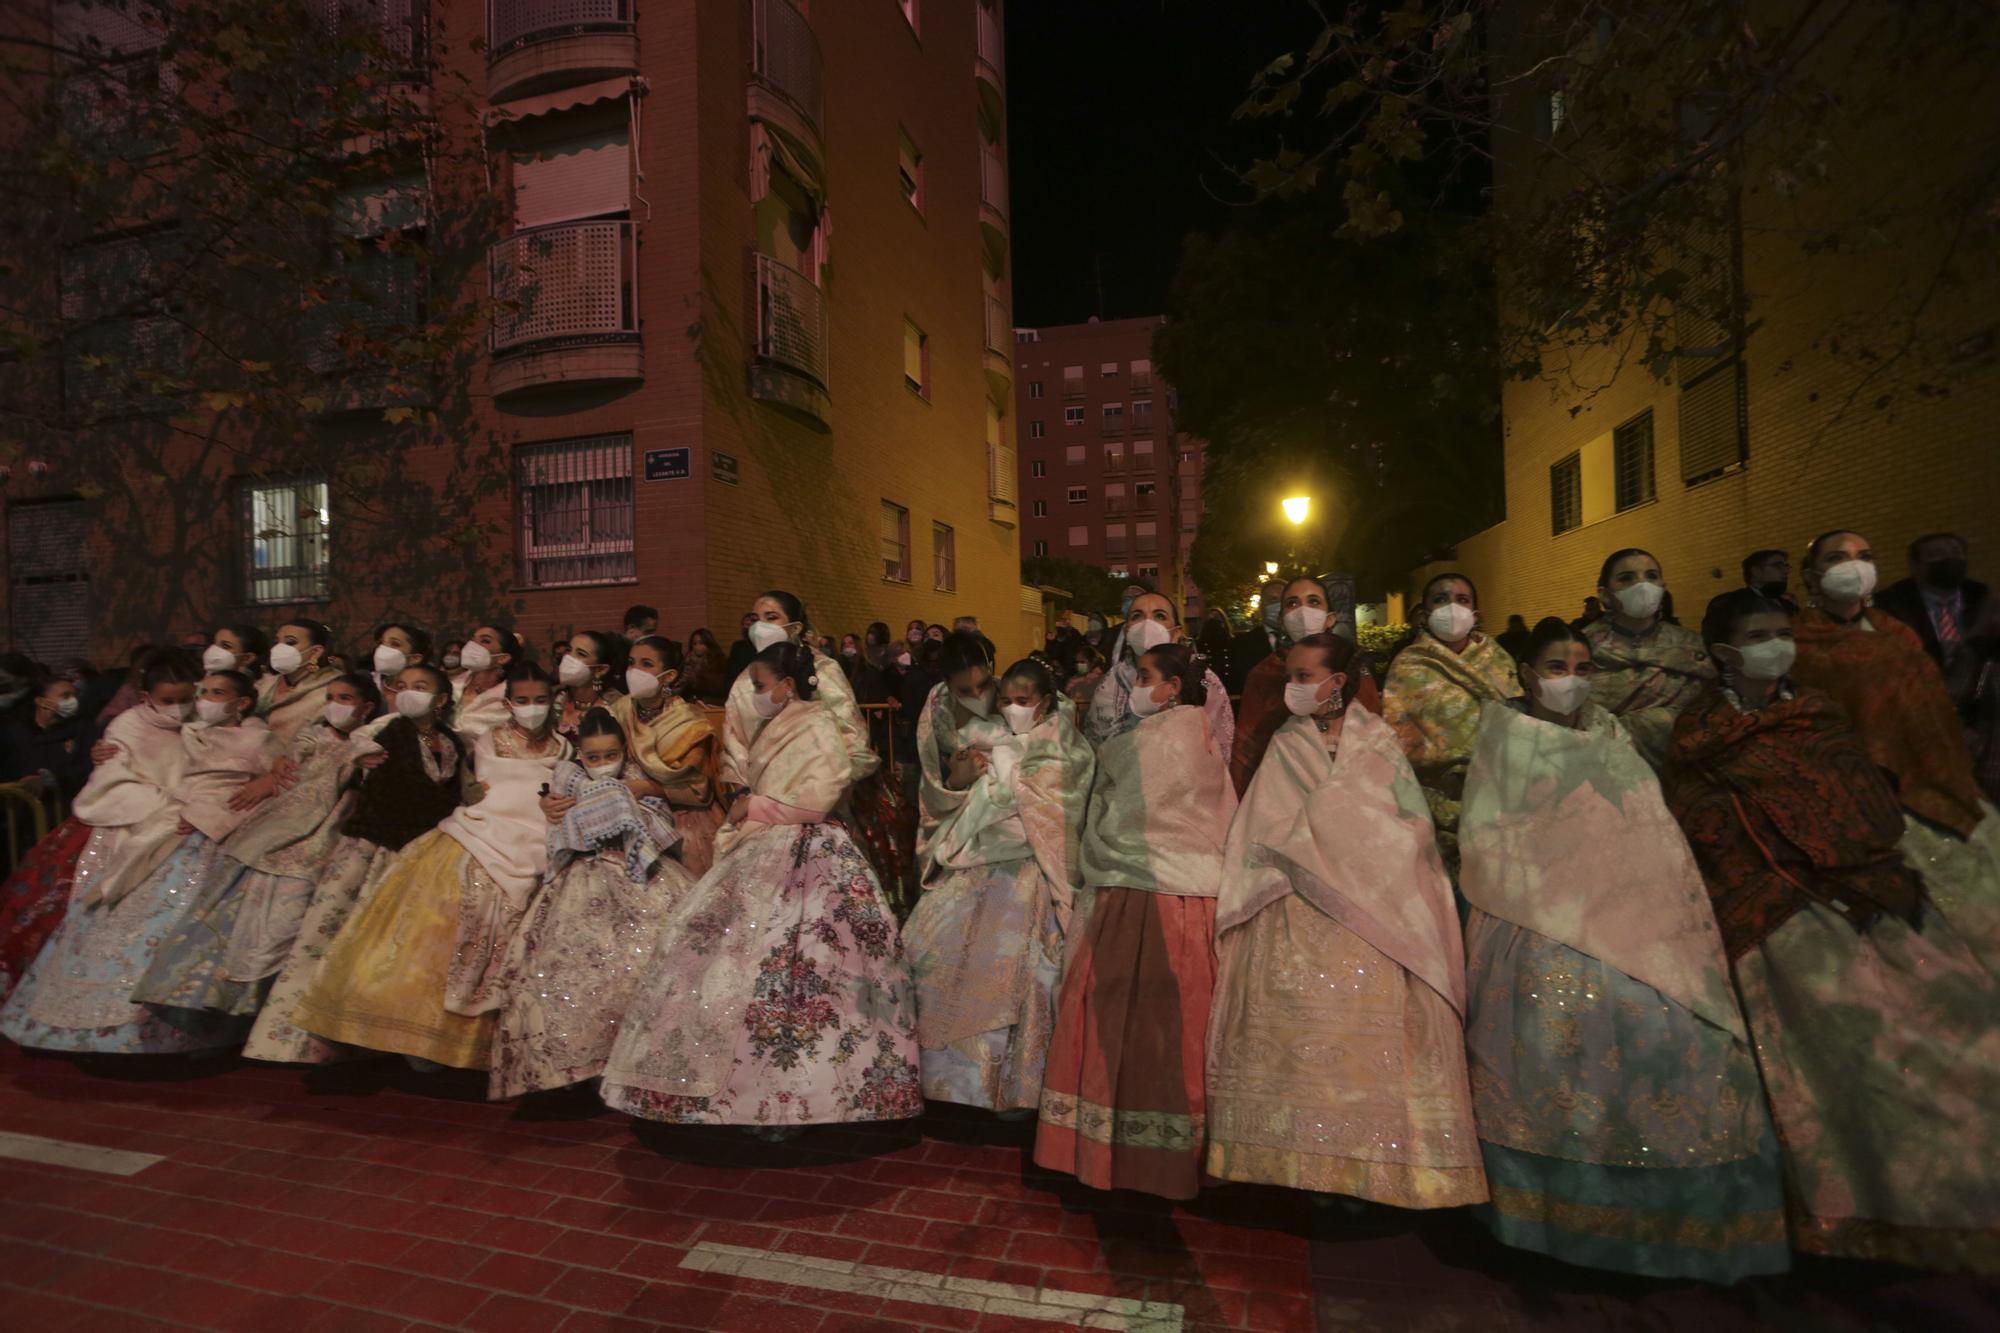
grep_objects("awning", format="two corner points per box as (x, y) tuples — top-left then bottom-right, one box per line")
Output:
(484, 75), (648, 130)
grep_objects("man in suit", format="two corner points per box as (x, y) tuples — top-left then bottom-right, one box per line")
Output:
(1877, 533), (1989, 674)
(1225, 579), (1287, 695)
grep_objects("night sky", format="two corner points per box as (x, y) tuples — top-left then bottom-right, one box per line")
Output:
(1003, 1), (1321, 326)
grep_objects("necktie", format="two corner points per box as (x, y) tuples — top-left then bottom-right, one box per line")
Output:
(1936, 601), (1962, 652)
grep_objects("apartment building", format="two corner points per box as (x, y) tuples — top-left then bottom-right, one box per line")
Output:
(1012, 315), (1209, 614)
(2, 0), (1027, 663)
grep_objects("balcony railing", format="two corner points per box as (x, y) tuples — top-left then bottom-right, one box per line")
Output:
(489, 220), (639, 356)
(984, 295), (1011, 358)
(976, 2), (1004, 84)
(980, 148), (1008, 220)
(317, 0), (430, 68)
(755, 253), (828, 389)
(751, 0), (823, 133)
(489, 0), (632, 55)
(1129, 373), (1154, 394)
(1100, 419), (1126, 436)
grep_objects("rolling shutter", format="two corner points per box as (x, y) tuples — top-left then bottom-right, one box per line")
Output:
(513, 129), (631, 229)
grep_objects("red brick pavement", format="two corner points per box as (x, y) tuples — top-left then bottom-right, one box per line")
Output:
(0, 1045), (1994, 1332)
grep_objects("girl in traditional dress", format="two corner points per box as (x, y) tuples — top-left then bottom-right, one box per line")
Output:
(257, 620), (343, 747)
(1458, 618), (1786, 1282)
(368, 623), (432, 697)
(243, 664), (468, 1064)
(0, 651), (197, 1003)
(904, 649), (1093, 1113)
(451, 623), (522, 740)
(130, 673), (382, 1023)
(1381, 573), (1523, 875)
(601, 642), (921, 1137)
(1036, 642), (1238, 1200)
(1208, 634), (1486, 1208)
(1584, 549), (1718, 771)
(199, 623), (270, 678)
(554, 630), (625, 749)
(295, 661), (568, 1070)
(489, 708), (694, 1099)
(1666, 588), (2000, 1274)
(1083, 593), (1234, 754)
(610, 636), (722, 878)
(1, 669), (276, 1053)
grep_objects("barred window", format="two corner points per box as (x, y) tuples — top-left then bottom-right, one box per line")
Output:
(240, 477), (331, 605)
(516, 435), (636, 588)
(1550, 452), (1582, 535)
(932, 522), (956, 592)
(1614, 409), (1656, 511)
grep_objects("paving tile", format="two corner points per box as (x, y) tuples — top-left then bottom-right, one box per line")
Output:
(464, 1293), (575, 1333)
(546, 1265), (648, 1314)
(467, 1250), (568, 1296)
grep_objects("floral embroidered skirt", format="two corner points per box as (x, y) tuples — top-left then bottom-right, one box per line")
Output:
(0, 815), (91, 1005)
(291, 831), (496, 1070)
(1034, 887), (1216, 1201)
(242, 836), (399, 1065)
(600, 821), (922, 1127)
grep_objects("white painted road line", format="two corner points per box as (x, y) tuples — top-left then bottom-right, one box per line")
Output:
(681, 1240), (1185, 1331)
(0, 1130), (164, 1177)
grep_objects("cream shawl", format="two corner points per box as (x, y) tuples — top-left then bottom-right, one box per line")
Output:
(256, 665), (342, 748)
(436, 727), (570, 911)
(176, 718), (279, 844)
(222, 723), (363, 877)
(70, 704), (189, 908)
(1079, 702), (1237, 898)
(720, 647), (876, 791)
(1222, 709), (1465, 1016)
(715, 699), (851, 858)
(1457, 701), (1742, 1037)
(451, 676), (511, 741)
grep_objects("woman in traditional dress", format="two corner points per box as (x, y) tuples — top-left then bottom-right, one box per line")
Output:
(294, 661), (568, 1070)
(1037, 642), (1237, 1200)
(130, 673), (382, 1023)
(257, 620), (343, 748)
(367, 623), (431, 698)
(1584, 549), (1718, 771)
(1458, 617), (1786, 1282)
(610, 636), (722, 878)
(1381, 572), (1524, 876)
(1, 669), (276, 1053)
(554, 630), (625, 749)
(199, 624), (270, 679)
(1229, 576), (1384, 796)
(904, 649), (1092, 1113)
(1083, 593), (1234, 755)
(450, 623), (522, 740)
(1791, 528), (2000, 969)
(1666, 588), (2000, 1273)
(243, 664), (468, 1064)
(0, 651), (197, 1002)
(1064, 644), (1105, 711)
(1208, 633), (1485, 1208)
(601, 642), (921, 1137)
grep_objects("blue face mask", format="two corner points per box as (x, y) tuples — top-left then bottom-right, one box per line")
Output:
(1261, 599), (1282, 633)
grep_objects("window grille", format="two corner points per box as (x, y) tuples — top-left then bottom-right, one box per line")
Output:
(516, 435), (636, 587)
(240, 477), (332, 605)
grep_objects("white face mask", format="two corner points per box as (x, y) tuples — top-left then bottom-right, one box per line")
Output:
(153, 699), (192, 724)
(1427, 603), (1477, 642)
(1281, 606), (1329, 641)
(584, 758), (626, 781)
(1128, 683), (1170, 719)
(1127, 618), (1172, 654)
(195, 698), (236, 725)
(1000, 702), (1038, 735)
(624, 667), (662, 700)
(1732, 638), (1797, 682)
(373, 644), (408, 676)
(959, 689), (992, 718)
(269, 642), (306, 675)
(1818, 559), (1877, 602)
(510, 702), (550, 731)
(54, 696), (81, 719)
(459, 641), (494, 672)
(441, 654), (462, 671)
(1613, 582), (1665, 619)
(1534, 673), (1593, 716)
(201, 643), (238, 673)
(751, 687), (787, 720)
(1283, 680), (1331, 717)
(395, 689), (437, 720)
(324, 701), (359, 730)
(558, 653), (593, 687)
(747, 620), (790, 653)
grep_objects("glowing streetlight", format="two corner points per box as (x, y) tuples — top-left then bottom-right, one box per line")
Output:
(1282, 494), (1311, 526)
(1263, 561), (1279, 575)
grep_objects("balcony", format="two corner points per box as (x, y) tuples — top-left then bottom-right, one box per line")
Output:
(983, 294), (1012, 398)
(979, 148), (1009, 274)
(750, 253), (830, 426)
(1100, 418), (1126, 437)
(975, 1), (1004, 131)
(748, 0), (826, 192)
(488, 1), (638, 102)
(1129, 373), (1154, 394)
(488, 220), (642, 398)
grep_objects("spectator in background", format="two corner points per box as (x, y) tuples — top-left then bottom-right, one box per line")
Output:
(440, 639), (464, 672)
(1570, 596), (1606, 635)
(623, 605), (659, 640)
(953, 616), (997, 666)
(898, 639), (944, 804)
(724, 612), (759, 688)
(1877, 532), (1989, 676)
(682, 628), (728, 706)
(1, 675), (93, 805)
(1065, 643), (1106, 709)
(1495, 614), (1533, 664)
(1228, 579), (1288, 694)
(925, 623), (947, 644)
(1741, 548), (1800, 614)
(904, 618), (928, 651)
(93, 644), (154, 730)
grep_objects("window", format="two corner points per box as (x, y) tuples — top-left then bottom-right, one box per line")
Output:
(1065, 444), (1086, 466)
(310, 175), (427, 377)
(897, 0), (918, 34)
(1031, 500), (1048, 517)
(512, 128), (633, 228)
(1129, 358), (1153, 391)
(880, 500), (911, 581)
(898, 130), (923, 212)
(1138, 564), (1160, 581)
(1029, 381), (1044, 399)
(1067, 486), (1088, 504)
(1030, 459), (1047, 477)
(1540, 88), (1567, 139)
(1033, 539), (1048, 555)
(1135, 520), (1158, 554)
(1132, 400), (1154, 430)
(902, 318), (929, 397)
(516, 435), (637, 587)
(1104, 444), (1125, 471)
(57, 3), (172, 160)
(1132, 438), (1154, 461)
(240, 477), (331, 605)
(1550, 452), (1582, 535)
(1029, 420), (1045, 439)
(1101, 403), (1125, 433)
(1100, 361), (1119, 379)
(1105, 523), (1128, 557)
(1679, 362), (1747, 485)
(1135, 481), (1156, 499)
(1062, 365), (1084, 397)
(1067, 526), (1088, 547)
(1105, 482), (1126, 512)
(932, 521), (955, 591)
(1614, 409), (1656, 510)
(1063, 406), (1084, 427)
(61, 230), (186, 418)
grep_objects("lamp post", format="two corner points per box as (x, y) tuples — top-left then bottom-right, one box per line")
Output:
(1282, 494), (1311, 527)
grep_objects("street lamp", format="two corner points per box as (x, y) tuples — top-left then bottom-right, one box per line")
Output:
(1282, 494), (1311, 526)
(1264, 561), (1279, 575)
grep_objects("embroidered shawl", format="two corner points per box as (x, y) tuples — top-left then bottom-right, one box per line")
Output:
(1665, 687), (1920, 957)
(255, 665), (342, 748)
(720, 647), (876, 791)
(1381, 631), (1524, 840)
(1082, 630), (1234, 755)
(176, 719), (279, 844)
(1791, 608), (1984, 837)
(435, 727), (570, 911)
(221, 723), (363, 877)
(1228, 650), (1384, 796)
(609, 694), (718, 809)
(70, 704), (189, 908)
(1458, 701), (1742, 1037)
(1584, 619), (1718, 772)
(1222, 708), (1466, 1016)
(545, 758), (680, 882)
(716, 699), (852, 857)
(1079, 702), (1237, 899)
